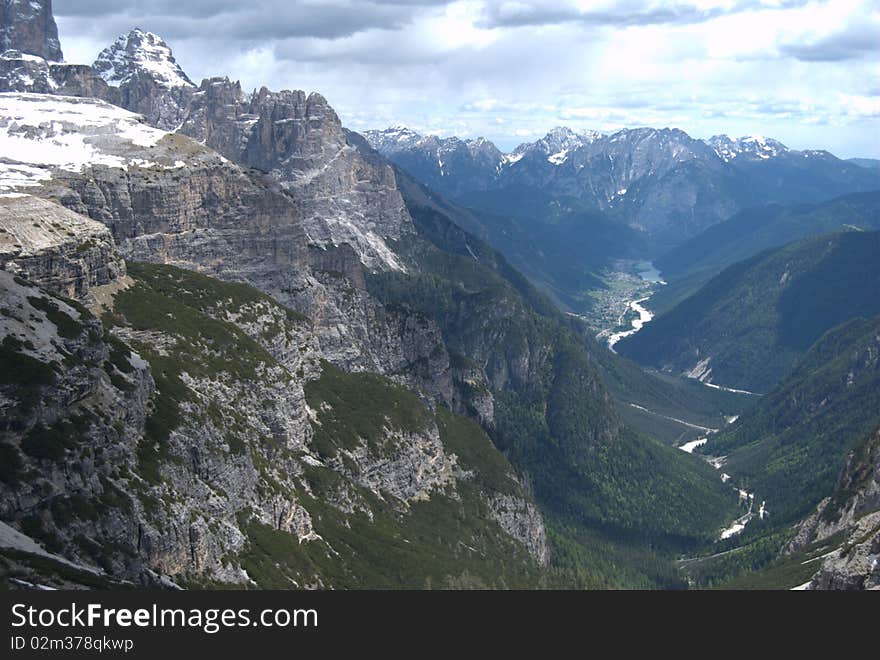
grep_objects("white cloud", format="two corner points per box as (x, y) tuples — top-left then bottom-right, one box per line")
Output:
(53, 0), (880, 157)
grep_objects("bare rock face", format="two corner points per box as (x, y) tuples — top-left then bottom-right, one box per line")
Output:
(330, 423), (459, 504)
(0, 51), (119, 101)
(788, 428), (880, 590)
(810, 512), (880, 590)
(179, 80), (414, 271)
(0, 196), (125, 299)
(85, 39), (414, 271)
(0, 0), (62, 62)
(0, 50), (55, 92)
(488, 492), (550, 566)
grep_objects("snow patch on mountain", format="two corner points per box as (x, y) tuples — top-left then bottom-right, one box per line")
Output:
(93, 29), (194, 89)
(0, 92), (169, 179)
(362, 125), (427, 153)
(547, 148), (569, 165)
(509, 126), (602, 165)
(707, 134), (789, 162)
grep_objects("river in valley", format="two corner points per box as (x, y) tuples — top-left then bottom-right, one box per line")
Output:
(594, 261), (767, 542)
(598, 260), (665, 353)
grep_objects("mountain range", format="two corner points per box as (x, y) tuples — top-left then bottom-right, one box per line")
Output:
(0, 0), (878, 591)
(365, 124), (878, 316)
(365, 124), (878, 246)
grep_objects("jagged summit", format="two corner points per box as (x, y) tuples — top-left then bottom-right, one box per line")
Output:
(363, 125), (502, 160)
(93, 28), (194, 89)
(363, 125), (434, 153)
(513, 126), (604, 165)
(0, 0), (62, 61)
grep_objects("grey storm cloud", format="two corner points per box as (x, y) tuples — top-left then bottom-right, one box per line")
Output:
(55, 0), (455, 41)
(478, 0), (810, 29)
(779, 23), (880, 62)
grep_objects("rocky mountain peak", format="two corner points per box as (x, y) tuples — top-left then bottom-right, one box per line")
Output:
(707, 134), (790, 162)
(363, 125), (426, 153)
(465, 136), (503, 159)
(363, 127), (503, 162)
(514, 126), (603, 165)
(0, 0), (62, 61)
(93, 28), (194, 89)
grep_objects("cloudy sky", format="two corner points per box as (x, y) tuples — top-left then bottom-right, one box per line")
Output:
(55, 0), (879, 156)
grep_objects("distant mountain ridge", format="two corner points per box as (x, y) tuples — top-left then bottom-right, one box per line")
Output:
(657, 191), (880, 281)
(365, 124), (879, 245)
(847, 157), (880, 171)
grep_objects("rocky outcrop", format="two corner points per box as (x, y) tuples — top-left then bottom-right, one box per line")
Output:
(0, 0), (62, 62)
(0, 271), (154, 578)
(0, 51), (119, 101)
(179, 80), (414, 271)
(488, 492), (549, 566)
(47, 63), (120, 103)
(0, 196), (125, 299)
(788, 428), (880, 590)
(809, 512), (880, 590)
(0, 50), (56, 92)
(369, 125), (877, 243)
(331, 424), (459, 504)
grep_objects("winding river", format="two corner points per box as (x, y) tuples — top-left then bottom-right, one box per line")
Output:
(603, 261), (665, 353)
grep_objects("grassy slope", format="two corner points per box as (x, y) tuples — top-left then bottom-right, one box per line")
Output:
(617, 231), (880, 393)
(705, 315), (880, 525)
(104, 263), (545, 588)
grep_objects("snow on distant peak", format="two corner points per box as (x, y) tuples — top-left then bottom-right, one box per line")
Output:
(512, 126), (603, 164)
(501, 151), (524, 166)
(93, 29), (194, 89)
(707, 134), (789, 162)
(363, 125), (424, 153)
(547, 148), (569, 165)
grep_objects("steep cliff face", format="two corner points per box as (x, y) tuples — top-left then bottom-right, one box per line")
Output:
(179, 80), (413, 271)
(0, 269), (156, 581)
(0, 196), (125, 299)
(0, 51), (120, 101)
(0, 0), (62, 61)
(0, 93), (450, 405)
(0, 262), (549, 587)
(787, 428), (880, 590)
